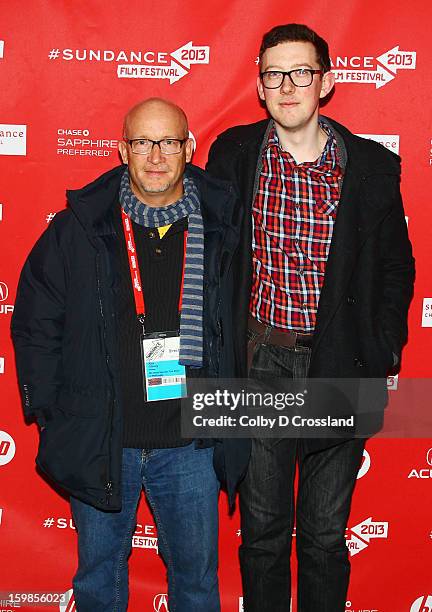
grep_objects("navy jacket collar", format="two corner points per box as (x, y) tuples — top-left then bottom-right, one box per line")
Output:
(66, 163), (237, 238)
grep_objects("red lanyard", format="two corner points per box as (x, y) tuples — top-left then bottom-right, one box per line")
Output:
(121, 209), (187, 327)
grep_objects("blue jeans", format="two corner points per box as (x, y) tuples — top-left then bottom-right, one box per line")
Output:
(240, 340), (365, 612)
(71, 443), (220, 612)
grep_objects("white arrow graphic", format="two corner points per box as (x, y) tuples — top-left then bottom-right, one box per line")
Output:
(345, 533), (369, 557)
(333, 64), (395, 89)
(117, 61), (188, 84)
(171, 41), (210, 69)
(375, 64), (396, 88)
(377, 46), (416, 73)
(351, 517), (388, 542)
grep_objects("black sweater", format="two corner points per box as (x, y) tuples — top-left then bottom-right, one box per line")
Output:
(113, 206), (190, 449)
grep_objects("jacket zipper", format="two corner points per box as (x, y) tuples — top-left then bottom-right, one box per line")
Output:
(215, 189), (237, 374)
(96, 250), (114, 506)
(215, 243), (234, 373)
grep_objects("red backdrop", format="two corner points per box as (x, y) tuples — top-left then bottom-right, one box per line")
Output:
(0, 2), (431, 611)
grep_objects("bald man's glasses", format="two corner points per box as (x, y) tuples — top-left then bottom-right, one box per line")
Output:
(125, 138), (187, 155)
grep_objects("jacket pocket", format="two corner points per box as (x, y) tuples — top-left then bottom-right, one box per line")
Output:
(57, 387), (108, 418)
(36, 395), (110, 493)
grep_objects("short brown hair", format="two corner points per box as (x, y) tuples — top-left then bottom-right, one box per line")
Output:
(259, 24), (331, 73)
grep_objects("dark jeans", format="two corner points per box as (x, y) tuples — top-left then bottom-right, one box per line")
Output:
(239, 340), (365, 612)
(71, 443), (220, 612)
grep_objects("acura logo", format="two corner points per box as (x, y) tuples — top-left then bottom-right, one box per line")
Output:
(0, 440), (10, 456)
(427, 449), (432, 467)
(410, 595), (432, 612)
(0, 282), (8, 302)
(357, 449), (371, 479)
(0, 431), (16, 466)
(153, 593), (169, 612)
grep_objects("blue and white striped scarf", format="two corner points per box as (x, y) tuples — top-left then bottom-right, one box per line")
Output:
(120, 167), (204, 367)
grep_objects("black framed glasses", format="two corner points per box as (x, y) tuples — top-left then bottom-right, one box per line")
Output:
(125, 138), (188, 155)
(260, 68), (323, 89)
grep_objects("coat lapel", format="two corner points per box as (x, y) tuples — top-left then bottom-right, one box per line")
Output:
(312, 128), (398, 353)
(312, 162), (361, 351)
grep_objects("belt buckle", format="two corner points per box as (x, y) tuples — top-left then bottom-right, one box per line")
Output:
(294, 332), (311, 350)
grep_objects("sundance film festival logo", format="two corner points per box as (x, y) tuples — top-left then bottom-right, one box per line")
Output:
(345, 517), (388, 557)
(0, 430), (16, 466)
(0, 281), (14, 315)
(407, 448), (432, 479)
(153, 593), (168, 612)
(411, 595), (432, 612)
(0, 124), (26, 156)
(332, 45), (416, 89)
(47, 42), (210, 84)
(41, 516), (76, 530)
(59, 589), (76, 611)
(132, 523), (158, 553)
(357, 134), (400, 155)
(40, 515), (161, 550)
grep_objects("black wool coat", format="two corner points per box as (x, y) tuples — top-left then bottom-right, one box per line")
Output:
(206, 116), (415, 504)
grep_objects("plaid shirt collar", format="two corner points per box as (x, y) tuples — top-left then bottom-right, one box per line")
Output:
(264, 120), (341, 173)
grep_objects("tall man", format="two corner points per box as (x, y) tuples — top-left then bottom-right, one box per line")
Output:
(12, 98), (239, 612)
(207, 24), (414, 612)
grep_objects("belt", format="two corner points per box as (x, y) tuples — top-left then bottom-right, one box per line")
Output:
(248, 316), (314, 349)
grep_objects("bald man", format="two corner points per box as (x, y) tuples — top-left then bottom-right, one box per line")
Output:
(12, 98), (239, 611)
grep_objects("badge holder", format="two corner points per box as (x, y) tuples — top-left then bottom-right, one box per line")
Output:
(122, 209), (188, 404)
(140, 329), (187, 402)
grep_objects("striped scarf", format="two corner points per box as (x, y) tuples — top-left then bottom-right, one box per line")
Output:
(119, 167), (204, 367)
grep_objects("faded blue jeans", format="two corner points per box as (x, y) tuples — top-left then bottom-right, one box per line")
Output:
(240, 338), (365, 612)
(71, 443), (220, 612)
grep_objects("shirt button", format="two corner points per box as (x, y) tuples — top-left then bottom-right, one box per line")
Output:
(155, 248), (162, 255)
(148, 231), (156, 239)
(298, 268), (304, 275)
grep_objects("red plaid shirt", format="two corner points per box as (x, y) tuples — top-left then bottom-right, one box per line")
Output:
(250, 122), (342, 332)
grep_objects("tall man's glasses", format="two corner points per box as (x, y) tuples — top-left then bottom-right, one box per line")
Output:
(260, 68), (323, 89)
(125, 138), (187, 155)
